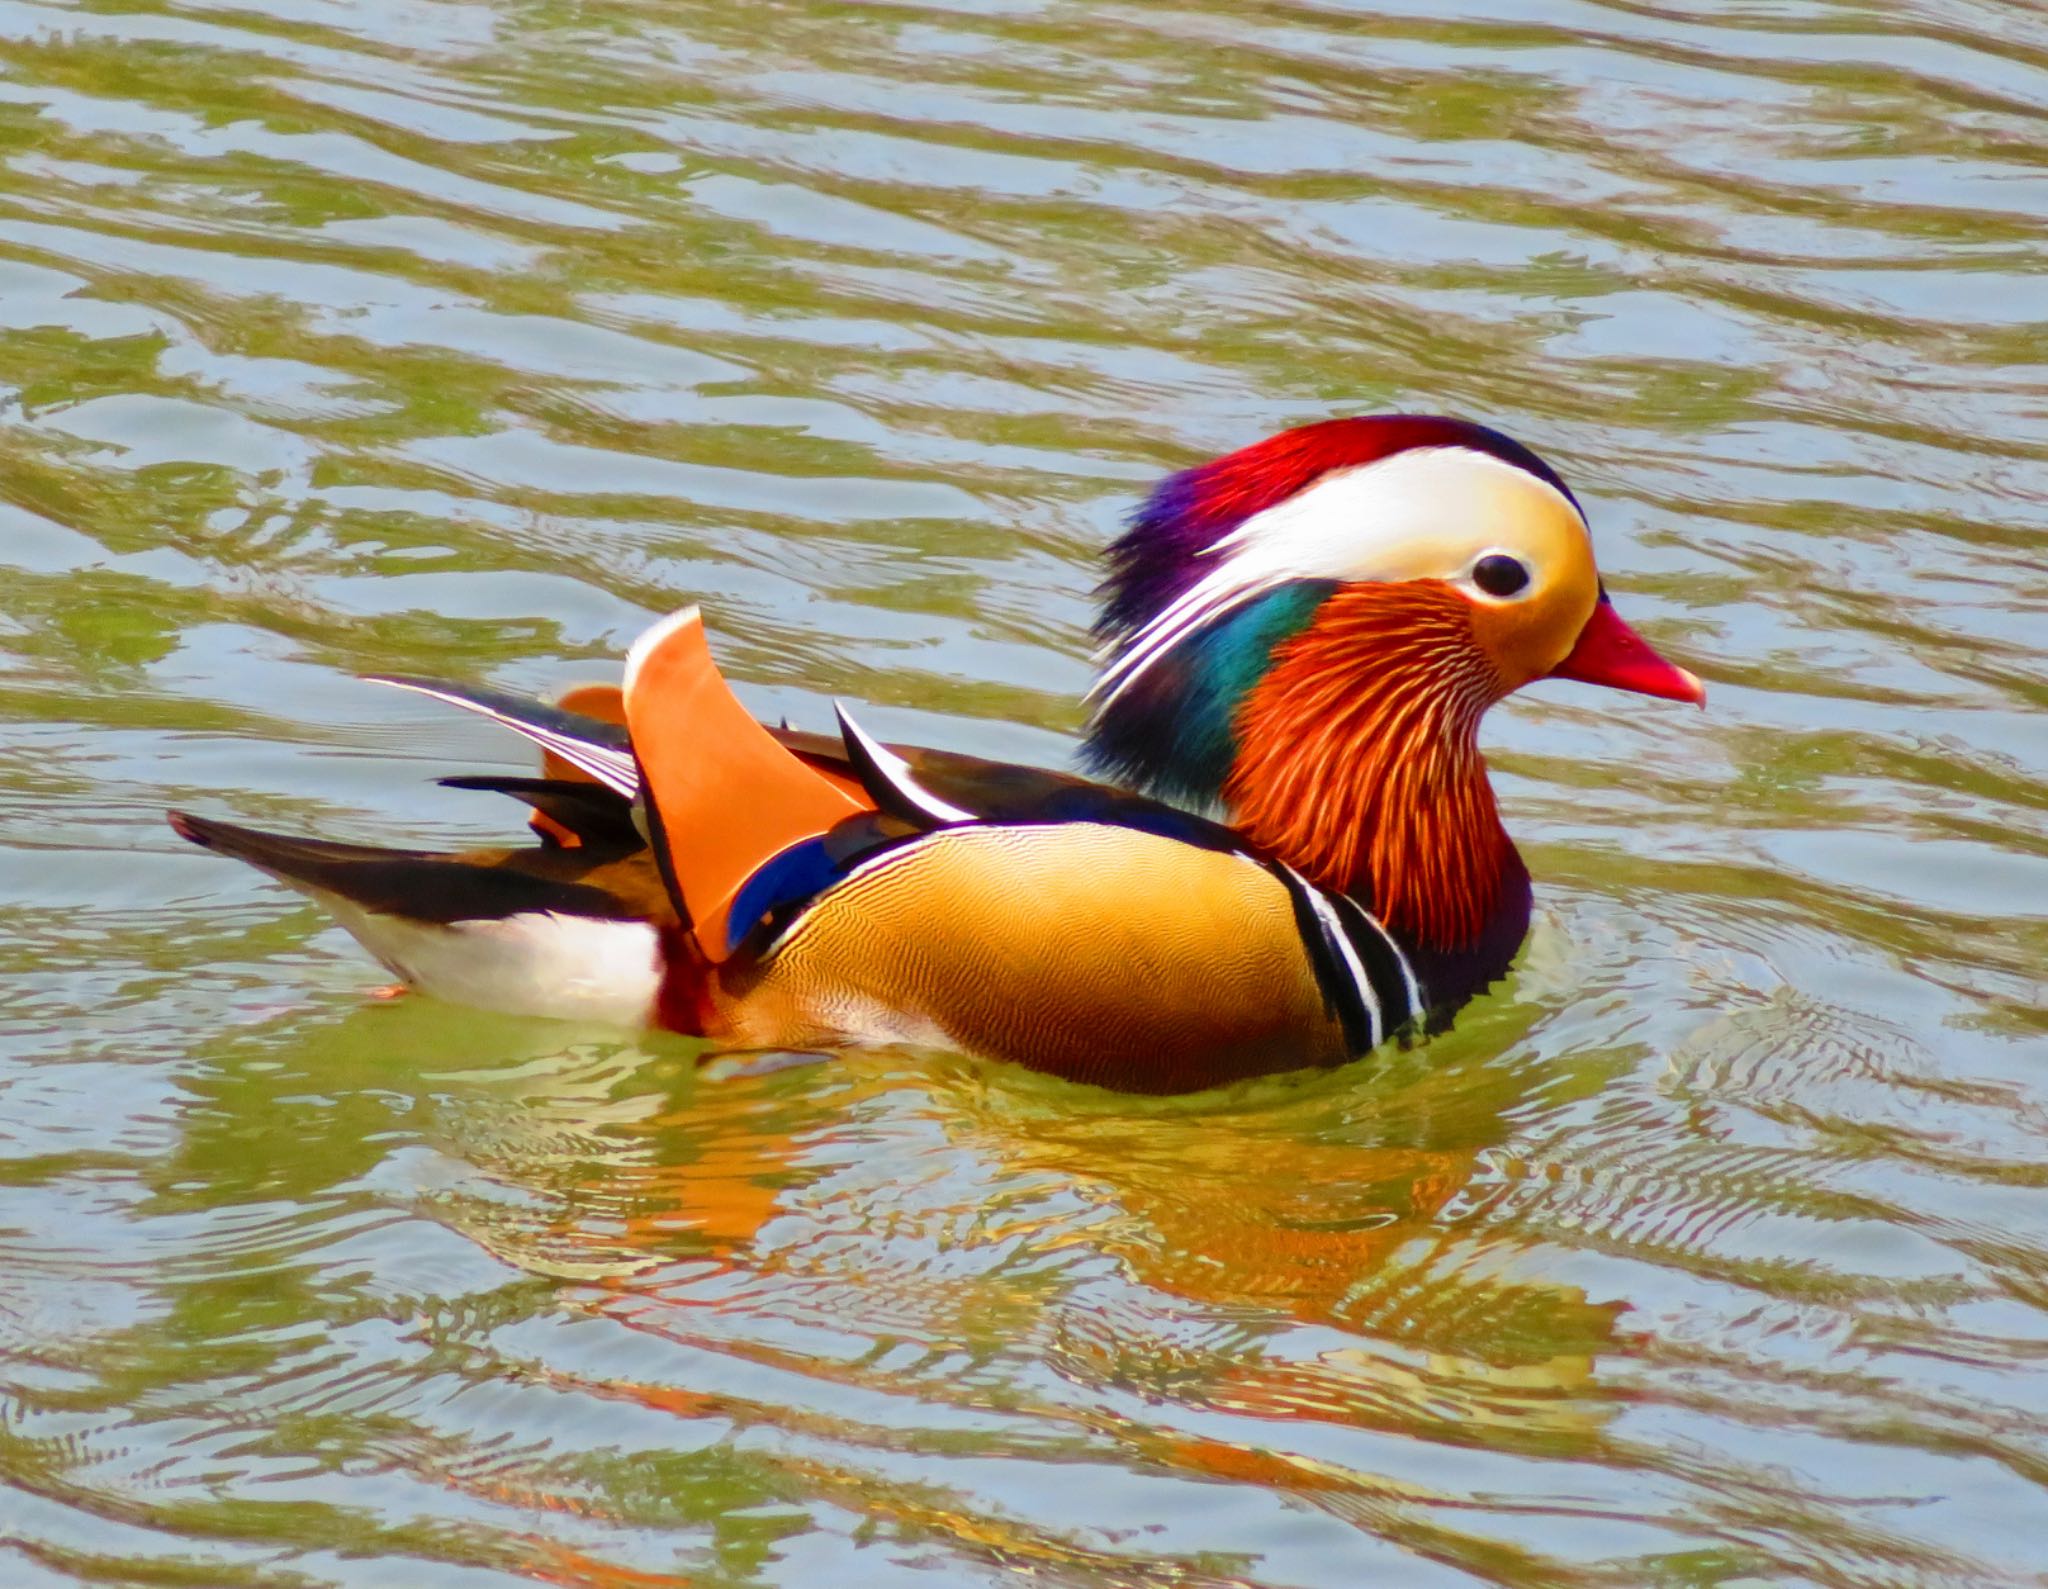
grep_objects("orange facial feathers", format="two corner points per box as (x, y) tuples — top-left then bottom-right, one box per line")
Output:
(1227, 581), (1513, 951)
(621, 608), (872, 961)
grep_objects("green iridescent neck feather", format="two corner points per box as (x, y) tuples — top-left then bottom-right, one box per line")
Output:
(1082, 582), (1333, 809)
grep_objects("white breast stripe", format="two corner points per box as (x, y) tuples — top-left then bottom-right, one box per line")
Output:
(834, 703), (975, 824)
(1286, 863), (1381, 1051)
(368, 677), (642, 798)
(1331, 891), (1426, 1025)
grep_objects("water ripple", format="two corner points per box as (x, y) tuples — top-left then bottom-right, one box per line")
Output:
(0, 0), (2044, 1583)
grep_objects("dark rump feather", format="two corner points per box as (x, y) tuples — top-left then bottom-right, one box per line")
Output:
(437, 775), (643, 851)
(166, 810), (647, 924)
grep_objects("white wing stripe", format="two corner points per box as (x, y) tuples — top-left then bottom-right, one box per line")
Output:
(368, 678), (641, 798)
(834, 703), (975, 824)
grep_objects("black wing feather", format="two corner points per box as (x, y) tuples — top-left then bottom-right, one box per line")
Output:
(167, 811), (642, 923)
(438, 775), (643, 852)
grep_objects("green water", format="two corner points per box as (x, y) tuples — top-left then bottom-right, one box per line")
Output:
(3, 1), (2046, 1583)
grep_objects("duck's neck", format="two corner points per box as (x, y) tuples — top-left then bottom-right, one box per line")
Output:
(1224, 582), (1517, 954)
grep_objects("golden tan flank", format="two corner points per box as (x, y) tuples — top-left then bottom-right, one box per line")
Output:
(707, 824), (1349, 1091)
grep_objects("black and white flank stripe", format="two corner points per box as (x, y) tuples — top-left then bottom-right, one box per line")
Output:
(1269, 863), (1425, 1056)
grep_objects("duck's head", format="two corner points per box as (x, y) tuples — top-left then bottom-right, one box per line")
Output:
(1083, 415), (1702, 947)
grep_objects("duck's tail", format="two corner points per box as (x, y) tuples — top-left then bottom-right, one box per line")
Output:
(165, 809), (671, 1027)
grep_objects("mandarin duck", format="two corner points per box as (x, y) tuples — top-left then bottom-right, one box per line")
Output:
(170, 416), (1703, 1093)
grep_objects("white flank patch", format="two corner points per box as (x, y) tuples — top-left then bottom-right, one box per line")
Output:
(314, 891), (663, 1027)
(1091, 445), (1586, 706)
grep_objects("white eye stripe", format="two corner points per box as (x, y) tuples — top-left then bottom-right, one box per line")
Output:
(1090, 570), (1284, 706)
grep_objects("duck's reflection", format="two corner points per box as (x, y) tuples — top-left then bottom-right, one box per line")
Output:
(435, 1013), (1619, 1476)
(202, 988), (1625, 1579)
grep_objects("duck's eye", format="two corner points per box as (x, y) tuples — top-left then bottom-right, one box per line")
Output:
(1471, 553), (1531, 598)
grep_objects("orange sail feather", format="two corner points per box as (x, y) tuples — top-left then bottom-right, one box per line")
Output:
(620, 608), (871, 961)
